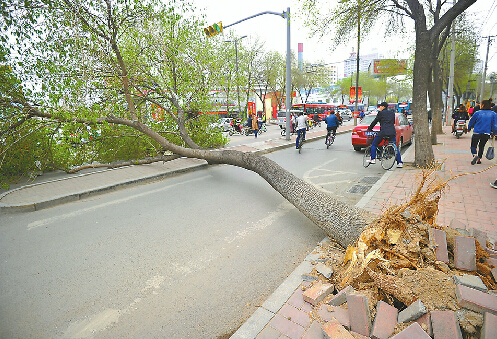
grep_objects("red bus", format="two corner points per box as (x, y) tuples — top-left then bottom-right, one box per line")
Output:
(291, 103), (335, 120)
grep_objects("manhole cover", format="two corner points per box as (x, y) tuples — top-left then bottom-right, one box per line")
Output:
(360, 176), (381, 185)
(347, 184), (372, 194)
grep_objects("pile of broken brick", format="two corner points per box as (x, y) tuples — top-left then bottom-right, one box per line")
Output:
(301, 218), (497, 339)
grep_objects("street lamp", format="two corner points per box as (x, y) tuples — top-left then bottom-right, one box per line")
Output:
(224, 35), (247, 119)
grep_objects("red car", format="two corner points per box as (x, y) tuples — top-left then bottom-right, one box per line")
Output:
(351, 113), (413, 151)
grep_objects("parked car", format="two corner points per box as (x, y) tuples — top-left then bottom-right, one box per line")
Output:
(210, 118), (232, 132)
(277, 109), (301, 129)
(337, 109), (352, 121)
(351, 113), (413, 151)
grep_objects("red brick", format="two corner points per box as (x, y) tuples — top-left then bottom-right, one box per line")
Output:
(322, 318), (354, 339)
(390, 322), (431, 339)
(454, 235), (476, 271)
(346, 293), (371, 337)
(318, 304), (350, 329)
(302, 321), (323, 339)
(329, 285), (355, 306)
(348, 331), (370, 338)
(430, 310), (462, 339)
(415, 313), (432, 337)
(455, 285), (497, 315)
(481, 312), (497, 339)
(303, 281), (334, 306)
(287, 286), (306, 309)
(370, 301), (398, 339)
(278, 304), (311, 328)
(432, 229), (449, 263)
(267, 314), (305, 339)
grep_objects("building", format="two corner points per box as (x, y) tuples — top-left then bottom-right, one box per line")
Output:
(344, 49), (384, 78)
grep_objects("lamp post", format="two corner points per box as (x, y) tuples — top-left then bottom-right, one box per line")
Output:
(224, 35), (247, 119)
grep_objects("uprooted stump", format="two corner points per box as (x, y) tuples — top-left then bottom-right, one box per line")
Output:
(307, 162), (497, 338)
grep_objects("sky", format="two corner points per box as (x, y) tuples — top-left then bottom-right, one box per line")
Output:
(194, 0), (497, 77)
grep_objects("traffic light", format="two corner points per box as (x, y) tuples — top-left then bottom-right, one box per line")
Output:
(204, 22), (223, 38)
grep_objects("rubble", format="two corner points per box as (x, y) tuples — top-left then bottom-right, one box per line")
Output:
(302, 166), (497, 338)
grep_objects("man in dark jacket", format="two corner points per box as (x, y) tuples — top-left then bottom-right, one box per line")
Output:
(366, 102), (403, 167)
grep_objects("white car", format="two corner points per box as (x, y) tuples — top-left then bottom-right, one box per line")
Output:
(210, 118), (232, 132)
(338, 109), (352, 121)
(277, 110), (302, 129)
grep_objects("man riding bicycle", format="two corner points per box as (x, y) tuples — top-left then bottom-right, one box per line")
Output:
(325, 111), (340, 143)
(295, 112), (307, 148)
(367, 102), (403, 168)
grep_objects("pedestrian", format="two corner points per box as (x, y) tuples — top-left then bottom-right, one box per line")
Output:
(251, 113), (259, 138)
(467, 99), (497, 165)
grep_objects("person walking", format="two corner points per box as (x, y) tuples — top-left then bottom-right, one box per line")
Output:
(251, 114), (259, 138)
(468, 99), (497, 165)
(366, 102), (403, 168)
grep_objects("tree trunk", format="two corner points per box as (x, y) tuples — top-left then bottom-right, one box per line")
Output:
(412, 30), (435, 167)
(132, 120), (375, 248)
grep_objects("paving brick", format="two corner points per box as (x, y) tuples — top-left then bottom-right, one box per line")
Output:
(471, 228), (488, 249)
(453, 274), (488, 292)
(256, 326), (283, 339)
(390, 322), (431, 339)
(346, 293), (371, 337)
(322, 318), (354, 339)
(316, 262), (333, 279)
(430, 310), (462, 339)
(267, 314), (305, 339)
(455, 284), (497, 315)
(487, 257), (497, 268)
(481, 312), (497, 339)
(398, 299), (426, 323)
(348, 331), (370, 338)
(329, 285), (355, 306)
(317, 304), (350, 329)
(449, 218), (467, 230)
(302, 320), (324, 339)
(303, 281), (334, 306)
(454, 235), (477, 271)
(278, 304), (311, 328)
(370, 300), (398, 339)
(415, 313), (432, 337)
(432, 228), (449, 263)
(287, 286), (306, 309)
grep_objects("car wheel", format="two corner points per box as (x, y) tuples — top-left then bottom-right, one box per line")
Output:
(354, 146), (362, 151)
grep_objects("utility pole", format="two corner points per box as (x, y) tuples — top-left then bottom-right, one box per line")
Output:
(446, 20), (456, 126)
(480, 36), (494, 101)
(224, 35), (247, 118)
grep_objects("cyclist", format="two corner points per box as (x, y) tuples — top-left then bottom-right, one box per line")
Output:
(295, 112), (307, 148)
(366, 102), (403, 168)
(325, 111), (340, 144)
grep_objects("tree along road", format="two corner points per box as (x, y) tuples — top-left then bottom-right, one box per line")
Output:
(0, 129), (398, 338)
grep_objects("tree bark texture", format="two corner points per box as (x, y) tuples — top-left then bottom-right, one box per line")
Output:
(132, 120), (374, 248)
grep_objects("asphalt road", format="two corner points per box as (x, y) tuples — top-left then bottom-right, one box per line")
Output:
(0, 124), (399, 339)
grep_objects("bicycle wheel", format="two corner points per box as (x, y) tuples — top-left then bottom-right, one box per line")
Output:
(326, 135), (330, 149)
(363, 146), (372, 167)
(381, 144), (396, 170)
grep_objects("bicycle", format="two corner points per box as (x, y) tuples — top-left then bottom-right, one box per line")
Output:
(297, 129), (305, 153)
(362, 131), (398, 170)
(325, 131), (335, 149)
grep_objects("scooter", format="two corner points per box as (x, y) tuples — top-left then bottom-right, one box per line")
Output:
(453, 120), (467, 139)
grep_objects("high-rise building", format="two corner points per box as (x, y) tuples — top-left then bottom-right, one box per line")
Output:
(343, 49), (384, 78)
